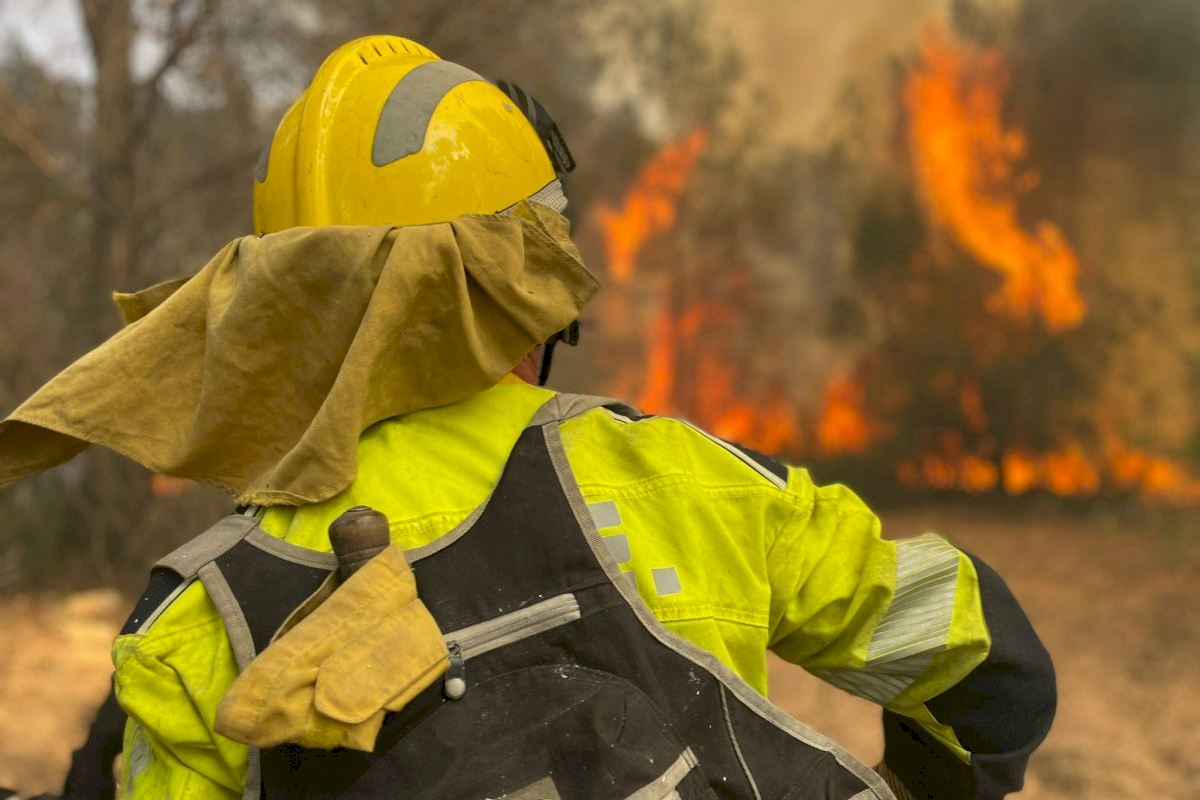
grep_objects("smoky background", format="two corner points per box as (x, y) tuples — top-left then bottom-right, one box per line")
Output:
(0, 0), (1197, 797)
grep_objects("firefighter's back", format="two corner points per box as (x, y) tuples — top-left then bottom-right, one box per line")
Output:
(114, 380), (896, 798)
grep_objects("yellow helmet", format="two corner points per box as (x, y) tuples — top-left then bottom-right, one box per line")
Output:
(253, 36), (573, 234)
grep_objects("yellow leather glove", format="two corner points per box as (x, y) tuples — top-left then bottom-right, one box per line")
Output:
(215, 545), (449, 752)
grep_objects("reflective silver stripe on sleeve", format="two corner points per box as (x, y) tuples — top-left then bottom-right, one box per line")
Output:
(813, 533), (960, 705)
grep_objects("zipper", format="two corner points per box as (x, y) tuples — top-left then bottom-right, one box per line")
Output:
(442, 592), (580, 700)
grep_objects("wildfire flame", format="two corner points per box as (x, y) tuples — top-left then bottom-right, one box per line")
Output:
(815, 377), (875, 456)
(638, 302), (801, 453)
(596, 130), (710, 285)
(596, 34), (1200, 506)
(904, 28), (1086, 332)
(900, 438), (1200, 505)
(594, 130), (802, 453)
(895, 29), (1200, 505)
(895, 380), (1200, 504)
(150, 474), (193, 497)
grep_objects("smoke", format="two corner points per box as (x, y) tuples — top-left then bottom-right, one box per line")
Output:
(711, 0), (947, 150)
(1010, 0), (1200, 457)
(626, 0), (1200, 501)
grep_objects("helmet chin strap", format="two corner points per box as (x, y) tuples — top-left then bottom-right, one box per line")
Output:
(537, 320), (580, 386)
(537, 340), (558, 387)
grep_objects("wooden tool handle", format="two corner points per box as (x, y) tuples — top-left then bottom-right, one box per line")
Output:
(328, 505), (391, 582)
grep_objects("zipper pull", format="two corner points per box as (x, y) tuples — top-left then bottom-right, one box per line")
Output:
(444, 641), (466, 700)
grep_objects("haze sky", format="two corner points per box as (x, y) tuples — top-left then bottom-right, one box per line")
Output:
(0, 0), (92, 81)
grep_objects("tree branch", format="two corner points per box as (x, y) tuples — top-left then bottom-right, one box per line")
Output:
(0, 88), (94, 208)
(130, 0), (222, 138)
(79, 0), (106, 50)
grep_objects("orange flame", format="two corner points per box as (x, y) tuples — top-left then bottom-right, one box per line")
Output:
(816, 377), (875, 456)
(637, 302), (802, 453)
(150, 474), (193, 497)
(888, 29), (1199, 501)
(901, 439), (1200, 506)
(894, 376), (1200, 503)
(595, 130), (803, 453)
(1106, 441), (1200, 506)
(904, 28), (1085, 331)
(596, 104), (1200, 505)
(596, 130), (710, 284)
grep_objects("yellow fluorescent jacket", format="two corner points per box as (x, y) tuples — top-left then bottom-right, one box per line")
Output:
(112, 378), (990, 798)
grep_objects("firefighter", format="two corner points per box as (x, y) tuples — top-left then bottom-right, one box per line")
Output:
(0, 36), (1054, 800)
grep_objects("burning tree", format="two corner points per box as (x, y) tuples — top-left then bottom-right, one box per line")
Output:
(589, 17), (1200, 506)
(877, 26), (1200, 504)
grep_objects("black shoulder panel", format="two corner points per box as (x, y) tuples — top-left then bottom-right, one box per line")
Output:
(216, 540), (334, 654)
(119, 567), (184, 635)
(720, 439), (789, 485)
(601, 402), (650, 420)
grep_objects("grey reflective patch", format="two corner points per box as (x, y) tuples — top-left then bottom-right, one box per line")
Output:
(502, 776), (561, 799)
(623, 570), (638, 594)
(372, 60), (484, 166)
(588, 500), (621, 529)
(127, 723), (152, 791)
(811, 653), (933, 706)
(254, 142), (270, 182)
(603, 532), (631, 563)
(652, 566), (682, 596)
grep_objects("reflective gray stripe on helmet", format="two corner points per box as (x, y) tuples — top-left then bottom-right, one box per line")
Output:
(812, 534), (960, 705)
(255, 142), (270, 182)
(372, 60), (485, 166)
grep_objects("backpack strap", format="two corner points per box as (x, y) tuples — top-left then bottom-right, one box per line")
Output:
(525, 392), (639, 428)
(120, 513), (259, 637)
(156, 513), (259, 577)
(125, 512), (337, 800)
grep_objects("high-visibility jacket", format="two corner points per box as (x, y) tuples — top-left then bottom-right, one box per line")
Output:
(113, 377), (1055, 799)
